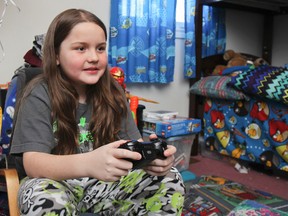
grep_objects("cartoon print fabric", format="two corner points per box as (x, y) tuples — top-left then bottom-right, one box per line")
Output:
(203, 97), (288, 172)
(109, 0), (176, 83)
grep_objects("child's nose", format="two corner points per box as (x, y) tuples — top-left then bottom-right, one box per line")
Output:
(88, 50), (99, 62)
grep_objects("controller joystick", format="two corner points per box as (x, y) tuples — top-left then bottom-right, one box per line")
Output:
(119, 139), (167, 169)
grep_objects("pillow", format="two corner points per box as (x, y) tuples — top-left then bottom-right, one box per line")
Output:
(190, 76), (250, 100)
(229, 65), (288, 104)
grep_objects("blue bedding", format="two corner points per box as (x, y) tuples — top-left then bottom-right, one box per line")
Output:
(203, 97), (288, 172)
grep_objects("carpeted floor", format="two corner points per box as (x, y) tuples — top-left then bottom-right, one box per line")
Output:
(181, 150), (288, 215)
(187, 153), (288, 200)
(182, 174), (288, 215)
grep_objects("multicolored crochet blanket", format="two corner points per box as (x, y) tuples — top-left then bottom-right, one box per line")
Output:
(229, 65), (288, 105)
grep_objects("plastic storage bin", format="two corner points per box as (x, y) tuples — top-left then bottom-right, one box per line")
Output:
(143, 133), (195, 172)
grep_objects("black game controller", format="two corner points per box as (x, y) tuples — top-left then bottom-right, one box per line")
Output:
(119, 139), (167, 169)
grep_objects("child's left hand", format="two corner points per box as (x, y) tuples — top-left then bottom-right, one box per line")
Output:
(143, 145), (176, 176)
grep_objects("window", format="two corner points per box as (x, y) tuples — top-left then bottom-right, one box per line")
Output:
(176, 0), (185, 38)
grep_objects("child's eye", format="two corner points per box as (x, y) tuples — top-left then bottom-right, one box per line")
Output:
(76, 47), (86, 52)
(97, 46), (106, 52)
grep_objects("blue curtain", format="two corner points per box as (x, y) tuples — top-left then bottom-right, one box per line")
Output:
(108, 0), (176, 83)
(184, 0), (226, 78)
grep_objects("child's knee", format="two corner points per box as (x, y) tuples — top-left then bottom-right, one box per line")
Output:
(18, 178), (78, 215)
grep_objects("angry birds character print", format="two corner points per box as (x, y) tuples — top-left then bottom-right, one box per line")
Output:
(216, 130), (230, 148)
(268, 119), (288, 143)
(259, 150), (280, 168)
(250, 101), (269, 121)
(204, 99), (212, 113)
(232, 147), (245, 159)
(245, 123), (261, 139)
(275, 144), (288, 163)
(210, 110), (225, 129)
(233, 101), (249, 116)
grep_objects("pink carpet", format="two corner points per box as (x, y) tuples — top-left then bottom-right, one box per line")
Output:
(188, 153), (288, 200)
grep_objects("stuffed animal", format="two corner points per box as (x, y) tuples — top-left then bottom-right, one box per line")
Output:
(212, 50), (269, 76)
(212, 50), (248, 75)
(253, 57), (269, 67)
(227, 56), (248, 67)
(223, 49), (246, 61)
(223, 49), (248, 67)
(212, 65), (228, 75)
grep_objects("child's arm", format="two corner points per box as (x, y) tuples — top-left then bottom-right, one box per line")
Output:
(23, 140), (141, 181)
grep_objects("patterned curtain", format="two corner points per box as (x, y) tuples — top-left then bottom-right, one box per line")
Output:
(108, 0), (176, 83)
(184, 0), (226, 78)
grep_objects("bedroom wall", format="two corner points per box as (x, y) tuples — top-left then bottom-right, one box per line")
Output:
(225, 10), (264, 56)
(272, 14), (288, 66)
(226, 9), (288, 67)
(0, 1), (286, 116)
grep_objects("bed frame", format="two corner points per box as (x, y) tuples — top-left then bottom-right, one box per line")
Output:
(189, 0), (288, 155)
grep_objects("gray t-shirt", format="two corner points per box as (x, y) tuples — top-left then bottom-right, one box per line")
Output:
(10, 82), (141, 177)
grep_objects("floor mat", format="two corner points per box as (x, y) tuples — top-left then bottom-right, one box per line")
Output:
(182, 175), (288, 216)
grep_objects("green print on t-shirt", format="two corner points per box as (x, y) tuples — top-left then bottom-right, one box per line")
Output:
(53, 117), (94, 153)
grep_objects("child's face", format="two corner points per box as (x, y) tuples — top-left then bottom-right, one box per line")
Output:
(57, 22), (107, 89)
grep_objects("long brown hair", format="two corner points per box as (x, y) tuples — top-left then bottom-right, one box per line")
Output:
(20, 9), (127, 155)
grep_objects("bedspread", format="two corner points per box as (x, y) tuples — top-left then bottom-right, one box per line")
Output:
(203, 97), (288, 172)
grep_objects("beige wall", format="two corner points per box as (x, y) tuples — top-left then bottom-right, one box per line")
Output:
(0, 0), (111, 80)
(0, 1), (286, 116)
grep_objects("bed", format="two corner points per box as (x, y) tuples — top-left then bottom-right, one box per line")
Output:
(189, 53), (288, 173)
(189, 0), (288, 142)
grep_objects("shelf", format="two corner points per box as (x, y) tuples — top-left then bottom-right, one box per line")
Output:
(199, 0), (288, 15)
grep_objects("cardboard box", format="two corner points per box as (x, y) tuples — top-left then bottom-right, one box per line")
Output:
(142, 116), (201, 138)
(143, 133), (196, 171)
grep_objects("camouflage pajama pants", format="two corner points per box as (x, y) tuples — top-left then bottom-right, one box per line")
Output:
(18, 167), (185, 216)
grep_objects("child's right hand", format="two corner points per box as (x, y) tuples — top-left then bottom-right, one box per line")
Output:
(85, 140), (141, 182)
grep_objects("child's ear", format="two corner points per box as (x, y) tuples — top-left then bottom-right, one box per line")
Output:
(56, 57), (60, 65)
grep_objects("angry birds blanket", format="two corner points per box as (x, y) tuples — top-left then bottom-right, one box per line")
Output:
(203, 97), (288, 173)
